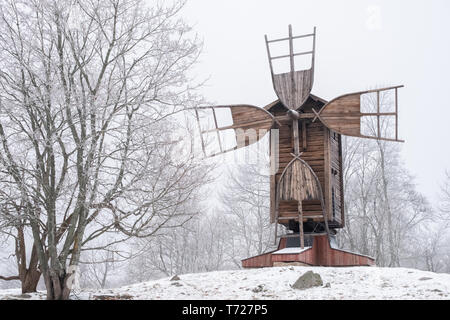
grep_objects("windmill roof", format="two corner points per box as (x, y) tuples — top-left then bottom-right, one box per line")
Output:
(263, 93), (328, 111)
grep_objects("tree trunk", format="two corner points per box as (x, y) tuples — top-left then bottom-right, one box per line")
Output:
(378, 144), (399, 267)
(7, 226), (43, 293)
(43, 271), (72, 300)
(21, 269), (41, 293)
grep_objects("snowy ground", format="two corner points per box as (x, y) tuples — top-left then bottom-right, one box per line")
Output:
(1, 266), (450, 300)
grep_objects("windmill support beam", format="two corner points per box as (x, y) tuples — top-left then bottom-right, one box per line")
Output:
(301, 120), (307, 151)
(298, 202), (304, 249)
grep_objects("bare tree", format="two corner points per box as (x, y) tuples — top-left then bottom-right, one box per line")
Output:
(339, 137), (376, 255)
(420, 225), (447, 272)
(78, 247), (121, 289)
(0, 0), (208, 299)
(413, 170), (450, 272)
(0, 187), (42, 292)
(218, 163), (273, 267)
(126, 208), (232, 281)
(125, 162), (274, 279)
(439, 170), (450, 220)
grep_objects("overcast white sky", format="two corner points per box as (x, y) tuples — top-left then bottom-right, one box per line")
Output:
(181, 0), (450, 204)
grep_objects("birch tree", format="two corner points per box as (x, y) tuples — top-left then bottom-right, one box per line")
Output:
(0, 0), (207, 299)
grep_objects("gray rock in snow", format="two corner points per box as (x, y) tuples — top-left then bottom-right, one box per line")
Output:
(252, 284), (265, 293)
(291, 271), (323, 290)
(170, 275), (181, 281)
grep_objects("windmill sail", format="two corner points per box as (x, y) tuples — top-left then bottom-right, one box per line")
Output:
(265, 25), (316, 111)
(313, 86), (404, 142)
(195, 105), (278, 158)
(272, 69), (313, 112)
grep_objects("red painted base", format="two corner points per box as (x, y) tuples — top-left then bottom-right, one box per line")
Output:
(241, 235), (375, 268)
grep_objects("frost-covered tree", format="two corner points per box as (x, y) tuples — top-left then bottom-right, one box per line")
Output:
(439, 170), (450, 220)
(218, 163), (273, 267)
(126, 210), (231, 281)
(125, 161), (273, 279)
(0, 0), (208, 299)
(340, 137), (431, 267)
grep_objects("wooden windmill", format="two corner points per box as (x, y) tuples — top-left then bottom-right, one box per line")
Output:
(195, 26), (403, 267)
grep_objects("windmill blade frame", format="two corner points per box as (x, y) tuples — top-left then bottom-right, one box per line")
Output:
(265, 25), (316, 111)
(312, 85), (405, 142)
(194, 104), (280, 158)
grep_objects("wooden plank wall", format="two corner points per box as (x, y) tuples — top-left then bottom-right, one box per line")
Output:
(275, 117), (325, 222)
(241, 251), (275, 268)
(270, 101), (326, 224)
(338, 134), (345, 226)
(242, 235), (375, 268)
(313, 236), (375, 266)
(330, 131), (342, 224)
(271, 248), (314, 264)
(247, 236), (374, 267)
(268, 98), (345, 228)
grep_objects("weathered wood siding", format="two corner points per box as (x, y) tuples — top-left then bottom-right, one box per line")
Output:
(242, 235), (375, 268)
(241, 251), (275, 268)
(268, 97), (344, 228)
(269, 100), (327, 224)
(329, 131), (342, 225)
(312, 236), (374, 266)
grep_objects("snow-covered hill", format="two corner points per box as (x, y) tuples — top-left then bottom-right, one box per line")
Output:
(1, 266), (450, 300)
